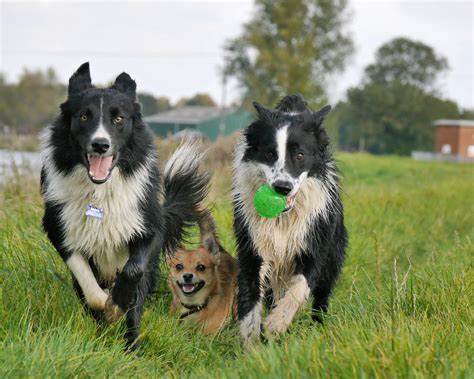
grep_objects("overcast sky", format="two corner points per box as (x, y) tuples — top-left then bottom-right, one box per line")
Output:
(1, 0), (472, 109)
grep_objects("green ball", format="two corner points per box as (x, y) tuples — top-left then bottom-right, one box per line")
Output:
(254, 184), (286, 218)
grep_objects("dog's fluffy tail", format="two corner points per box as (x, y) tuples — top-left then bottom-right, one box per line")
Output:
(162, 140), (210, 254)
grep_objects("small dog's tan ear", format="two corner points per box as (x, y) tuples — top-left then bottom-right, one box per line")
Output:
(203, 235), (219, 255)
(198, 209), (220, 255)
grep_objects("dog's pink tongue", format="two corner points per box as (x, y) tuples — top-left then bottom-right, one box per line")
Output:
(183, 284), (195, 293)
(89, 156), (113, 180)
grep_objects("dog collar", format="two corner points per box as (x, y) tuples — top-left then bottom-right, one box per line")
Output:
(179, 297), (210, 319)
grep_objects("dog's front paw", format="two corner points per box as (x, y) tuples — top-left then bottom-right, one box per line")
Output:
(104, 292), (125, 324)
(87, 289), (108, 311)
(264, 307), (291, 337)
(240, 321), (265, 348)
(241, 332), (262, 350)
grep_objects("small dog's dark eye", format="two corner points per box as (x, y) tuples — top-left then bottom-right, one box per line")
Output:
(196, 264), (205, 272)
(295, 152), (304, 161)
(113, 116), (124, 125)
(175, 264), (183, 271)
(80, 114), (88, 122)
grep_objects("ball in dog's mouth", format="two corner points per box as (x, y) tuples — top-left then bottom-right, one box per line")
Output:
(178, 281), (205, 296)
(86, 153), (119, 184)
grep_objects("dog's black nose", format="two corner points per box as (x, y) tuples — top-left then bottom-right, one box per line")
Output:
(272, 180), (293, 196)
(91, 138), (110, 154)
(183, 273), (193, 282)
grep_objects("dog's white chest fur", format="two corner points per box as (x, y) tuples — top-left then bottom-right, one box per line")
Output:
(42, 152), (152, 281)
(233, 138), (336, 294)
(235, 168), (328, 280)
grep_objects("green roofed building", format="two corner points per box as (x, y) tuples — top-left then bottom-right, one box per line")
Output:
(144, 106), (252, 141)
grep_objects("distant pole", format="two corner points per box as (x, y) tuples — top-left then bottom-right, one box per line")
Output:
(218, 74), (227, 138)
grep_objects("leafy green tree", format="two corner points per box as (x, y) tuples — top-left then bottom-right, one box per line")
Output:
(364, 37), (449, 93)
(156, 96), (172, 112)
(138, 93), (159, 116)
(459, 107), (474, 119)
(175, 93), (216, 108)
(0, 68), (65, 133)
(330, 37), (469, 155)
(223, 0), (353, 108)
(137, 93), (172, 116)
(0, 75), (16, 127)
(336, 82), (462, 155)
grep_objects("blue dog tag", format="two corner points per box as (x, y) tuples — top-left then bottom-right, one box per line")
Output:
(85, 204), (103, 220)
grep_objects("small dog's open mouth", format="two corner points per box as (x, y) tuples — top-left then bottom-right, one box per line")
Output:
(178, 281), (205, 296)
(86, 153), (119, 184)
(282, 194), (297, 213)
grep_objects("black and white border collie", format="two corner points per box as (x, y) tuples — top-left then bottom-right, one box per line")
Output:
(233, 94), (347, 345)
(40, 62), (208, 351)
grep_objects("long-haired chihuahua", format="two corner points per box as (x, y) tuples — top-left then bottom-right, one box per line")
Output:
(168, 209), (238, 334)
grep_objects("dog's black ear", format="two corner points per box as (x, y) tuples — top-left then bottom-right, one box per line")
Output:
(303, 105), (331, 131)
(303, 105), (331, 154)
(68, 62), (92, 96)
(311, 105), (332, 123)
(112, 72), (137, 100)
(317, 127), (330, 151)
(253, 101), (273, 119)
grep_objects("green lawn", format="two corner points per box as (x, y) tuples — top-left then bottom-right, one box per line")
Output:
(0, 153), (472, 378)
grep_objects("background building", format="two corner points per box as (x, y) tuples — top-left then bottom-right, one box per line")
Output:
(144, 106), (252, 141)
(434, 120), (474, 158)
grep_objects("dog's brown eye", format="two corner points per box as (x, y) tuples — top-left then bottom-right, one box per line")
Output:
(175, 264), (183, 271)
(113, 116), (124, 125)
(196, 264), (205, 272)
(295, 152), (304, 161)
(80, 114), (88, 122)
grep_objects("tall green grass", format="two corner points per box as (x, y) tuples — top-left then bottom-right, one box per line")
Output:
(0, 154), (472, 378)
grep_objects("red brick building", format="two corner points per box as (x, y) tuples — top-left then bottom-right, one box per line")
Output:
(434, 120), (474, 158)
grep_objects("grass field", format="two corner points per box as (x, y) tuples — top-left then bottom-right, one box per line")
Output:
(0, 153), (472, 378)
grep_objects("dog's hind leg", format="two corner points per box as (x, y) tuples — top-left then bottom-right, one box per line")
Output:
(308, 260), (345, 324)
(310, 224), (347, 324)
(311, 285), (332, 324)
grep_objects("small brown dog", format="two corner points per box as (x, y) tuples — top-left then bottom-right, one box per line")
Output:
(168, 209), (238, 334)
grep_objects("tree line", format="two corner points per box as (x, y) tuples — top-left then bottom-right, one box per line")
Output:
(223, 0), (473, 155)
(1, 0), (472, 154)
(0, 71), (216, 134)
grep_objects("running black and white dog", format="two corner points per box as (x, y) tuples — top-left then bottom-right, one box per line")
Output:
(40, 62), (208, 351)
(233, 94), (347, 345)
